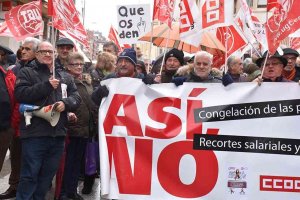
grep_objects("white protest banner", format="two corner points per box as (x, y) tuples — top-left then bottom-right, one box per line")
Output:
(99, 78), (300, 200)
(117, 4), (151, 44)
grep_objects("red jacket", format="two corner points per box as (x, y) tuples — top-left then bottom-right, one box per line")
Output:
(0, 66), (20, 137)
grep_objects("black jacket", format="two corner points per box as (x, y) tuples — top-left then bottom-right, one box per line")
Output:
(90, 68), (106, 89)
(14, 60), (81, 138)
(67, 79), (97, 138)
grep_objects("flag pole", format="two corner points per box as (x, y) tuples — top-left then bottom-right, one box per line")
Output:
(147, 21), (154, 74)
(51, 17), (56, 79)
(259, 51), (269, 80)
(224, 26), (229, 74)
(233, 21), (262, 57)
(159, 27), (171, 75)
(159, 0), (176, 75)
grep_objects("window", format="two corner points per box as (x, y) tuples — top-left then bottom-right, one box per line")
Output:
(257, 0), (267, 8)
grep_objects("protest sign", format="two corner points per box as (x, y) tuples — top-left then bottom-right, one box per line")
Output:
(117, 4), (151, 44)
(99, 78), (300, 200)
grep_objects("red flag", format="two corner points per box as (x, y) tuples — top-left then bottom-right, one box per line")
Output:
(152, 0), (174, 28)
(108, 26), (131, 52)
(179, 0), (201, 44)
(290, 37), (300, 50)
(48, 0), (54, 16)
(267, 0), (281, 11)
(108, 26), (122, 52)
(5, 1), (43, 41)
(200, 0), (234, 30)
(216, 25), (247, 56)
(0, 22), (14, 37)
(265, 0), (300, 54)
(52, 0), (88, 47)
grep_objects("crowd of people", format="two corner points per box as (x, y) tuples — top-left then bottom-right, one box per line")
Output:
(0, 36), (300, 200)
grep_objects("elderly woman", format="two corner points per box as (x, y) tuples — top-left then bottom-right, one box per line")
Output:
(59, 52), (97, 200)
(90, 51), (116, 88)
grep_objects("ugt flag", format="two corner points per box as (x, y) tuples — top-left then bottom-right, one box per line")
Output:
(265, 0), (300, 54)
(5, 1), (43, 41)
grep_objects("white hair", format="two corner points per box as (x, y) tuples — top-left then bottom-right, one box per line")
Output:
(194, 51), (213, 65)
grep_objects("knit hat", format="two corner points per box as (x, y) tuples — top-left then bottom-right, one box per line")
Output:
(165, 48), (184, 65)
(56, 38), (75, 48)
(283, 48), (299, 57)
(256, 51), (287, 67)
(117, 48), (137, 66)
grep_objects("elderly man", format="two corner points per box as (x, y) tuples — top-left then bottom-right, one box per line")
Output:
(55, 37), (75, 70)
(282, 48), (300, 81)
(0, 37), (40, 200)
(226, 55), (248, 82)
(173, 51), (221, 84)
(255, 51), (289, 82)
(92, 48), (143, 106)
(14, 41), (81, 200)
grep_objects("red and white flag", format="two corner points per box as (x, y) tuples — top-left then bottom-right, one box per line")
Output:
(234, 8), (256, 44)
(289, 37), (300, 50)
(5, 1), (43, 41)
(216, 25), (247, 57)
(0, 22), (14, 37)
(179, 0), (202, 46)
(52, 0), (89, 47)
(198, 0), (234, 30)
(152, 0), (175, 28)
(108, 26), (122, 52)
(108, 26), (131, 52)
(265, 0), (300, 54)
(267, 0), (281, 11)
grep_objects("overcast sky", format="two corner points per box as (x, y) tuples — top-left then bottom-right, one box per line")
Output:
(84, 0), (152, 37)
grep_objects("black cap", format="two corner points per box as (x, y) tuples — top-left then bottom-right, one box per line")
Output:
(165, 48), (184, 65)
(283, 48), (299, 57)
(56, 38), (75, 48)
(256, 51), (287, 67)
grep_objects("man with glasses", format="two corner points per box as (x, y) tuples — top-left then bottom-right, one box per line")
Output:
(55, 38), (75, 71)
(14, 41), (81, 200)
(282, 48), (300, 81)
(255, 51), (290, 82)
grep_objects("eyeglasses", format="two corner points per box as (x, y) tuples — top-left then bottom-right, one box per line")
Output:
(69, 63), (84, 67)
(37, 50), (54, 55)
(283, 56), (297, 61)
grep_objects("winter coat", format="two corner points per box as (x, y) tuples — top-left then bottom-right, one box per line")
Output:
(227, 72), (248, 82)
(185, 71), (222, 83)
(90, 68), (106, 89)
(14, 60), (81, 138)
(67, 78), (96, 138)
